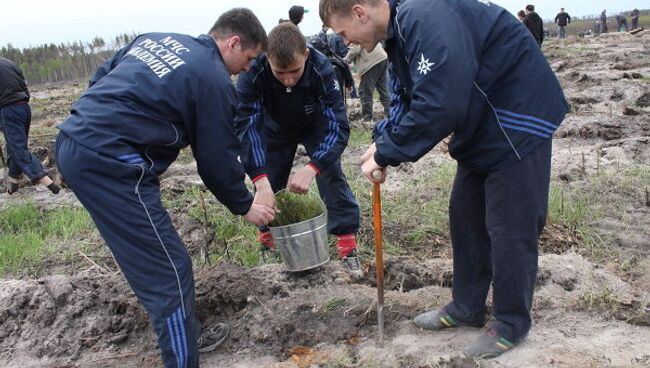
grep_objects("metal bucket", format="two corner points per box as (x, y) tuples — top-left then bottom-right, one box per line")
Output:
(269, 194), (329, 272)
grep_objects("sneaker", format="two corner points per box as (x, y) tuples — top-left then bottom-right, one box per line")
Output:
(6, 176), (20, 195)
(342, 250), (364, 279)
(463, 328), (516, 359)
(197, 322), (229, 353)
(414, 308), (485, 331)
(258, 230), (273, 249)
(414, 309), (460, 331)
(7, 181), (19, 195)
(47, 183), (61, 194)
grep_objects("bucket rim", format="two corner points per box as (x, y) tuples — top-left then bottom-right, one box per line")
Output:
(268, 210), (327, 231)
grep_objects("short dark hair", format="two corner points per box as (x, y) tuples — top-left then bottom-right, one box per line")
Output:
(267, 23), (307, 69)
(289, 5), (306, 25)
(518, 10), (526, 18)
(319, 0), (383, 26)
(526, 4), (535, 12)
(209, 8), (268, 51)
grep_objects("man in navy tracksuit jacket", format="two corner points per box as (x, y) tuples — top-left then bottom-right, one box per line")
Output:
(322, 0), (569, 358)
(235, 23), (362, 275)
(55, 9), (273, 367)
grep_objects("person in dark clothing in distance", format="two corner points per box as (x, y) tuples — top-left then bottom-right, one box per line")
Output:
(616, 13), (629, 32)
(524, 4), (544, 46)
(0, 57), (60, 195)
(517, 10), (526, 22)
(554, 8), (571, 38)
(601, 10), (609, 33)
(289, 5), (309, 26)
(631, 9), (640, 31)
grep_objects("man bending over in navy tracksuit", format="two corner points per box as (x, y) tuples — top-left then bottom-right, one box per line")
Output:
(55, 9), (274, 367)
(235, 23), (362, 277)
(321, 0), (569, 358)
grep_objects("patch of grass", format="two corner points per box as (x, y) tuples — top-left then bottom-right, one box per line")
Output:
(174, 186), (262, 267)
(549, 164), (650, 260)
(377, 162), (456, 256)
(176, 147), (195, 164)
(322, 297), (347, 311)
(344, 160), (456, 258)
(347, 127), (373, 150)
(0, 203), (94, 274)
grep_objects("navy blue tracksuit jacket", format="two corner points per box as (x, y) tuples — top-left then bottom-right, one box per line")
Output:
(377, 0), (569, 342)
(235, 47), (359, 236)
(57, 33), (252, 367)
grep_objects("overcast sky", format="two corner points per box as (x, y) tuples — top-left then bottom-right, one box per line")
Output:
(1, 0), (643, 49)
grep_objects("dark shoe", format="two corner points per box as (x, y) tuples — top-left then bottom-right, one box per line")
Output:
(197, 322), (229, 353)
(414, 308), (485, 331)
(341, 250), (363, 279)
(47, 183), (61, 194)
(258, 230), (273, 249)
(7, 181), (19, 195)
(463, 328), (516, 359)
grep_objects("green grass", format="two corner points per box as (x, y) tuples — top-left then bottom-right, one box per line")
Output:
(548, 164), (650, 260)
(176, 147), (195, 164)
(0, 203), (94, 274)
(166, 186), (263, 267)
(343, 159), (456, 258)
(347, 127), (373, 150)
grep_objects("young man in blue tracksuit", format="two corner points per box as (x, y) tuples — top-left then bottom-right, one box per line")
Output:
(321, 0), (569, 358)
(235, 23), (362, 277)
(55, 9), (275, 368)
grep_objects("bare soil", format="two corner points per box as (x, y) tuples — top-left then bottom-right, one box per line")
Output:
(1, 32), (648, 367)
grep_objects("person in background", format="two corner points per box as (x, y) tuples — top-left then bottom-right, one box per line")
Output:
(0, 56), (60, 195)
(524, 4), (544, 46)
(616, 13), (629, 32)
(630, 9), (640, 31)
(345, 43), (389, 122)
(289, 5), (309, 26)
(318, 24), (330, 45)
(554, 7), (571, 39)
(55, 9), (273, 367)
(235, 23), (363, 278)
(517, 10), (526, 22)
(600, 10), (609, 33)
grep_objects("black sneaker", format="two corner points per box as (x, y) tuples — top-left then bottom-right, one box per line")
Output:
(414, 308), (485, 331)
(463, 328), (516, 359)
(342, 250), (364, 279)
(197, 322), (229, 353)
(7, 181), (19, 195)
(47, 183), (61, 194)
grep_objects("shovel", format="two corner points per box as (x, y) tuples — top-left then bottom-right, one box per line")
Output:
(372, 170), (385, 346)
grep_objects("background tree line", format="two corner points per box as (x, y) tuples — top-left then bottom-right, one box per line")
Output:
(0, 33), (136, 85)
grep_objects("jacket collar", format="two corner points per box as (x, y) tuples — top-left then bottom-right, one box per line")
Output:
(198, 34), (224, 61)
(385, 0), (401, 42)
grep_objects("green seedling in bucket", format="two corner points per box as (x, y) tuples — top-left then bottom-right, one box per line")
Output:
(269, 191), (323, 227)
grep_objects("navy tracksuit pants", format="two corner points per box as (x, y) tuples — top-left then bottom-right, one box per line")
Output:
(262, 116), (360, 236)
(444, 140), (552, 342)
(56, 133), (200, 368)
(0, 102), (47, 182)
